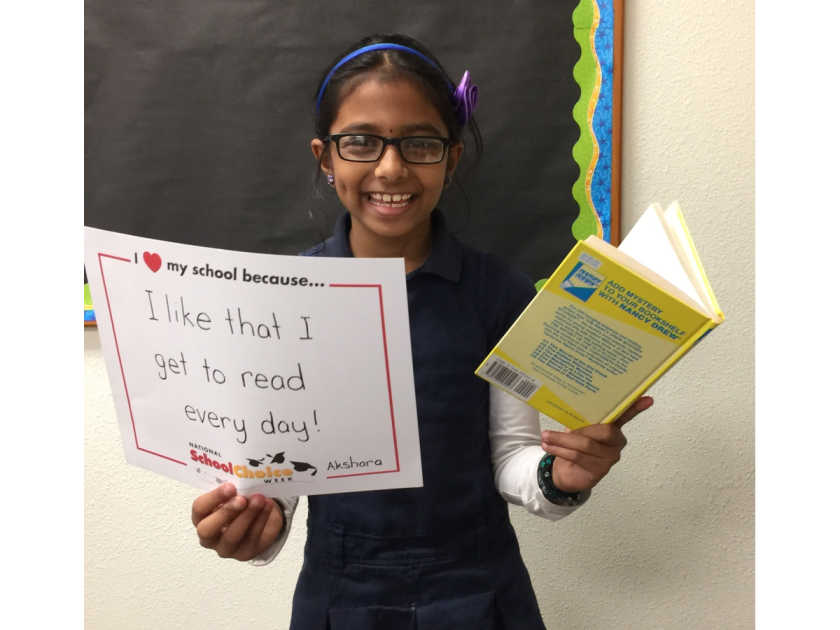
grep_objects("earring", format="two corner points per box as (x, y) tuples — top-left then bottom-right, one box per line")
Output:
(326, 173), (335, 187)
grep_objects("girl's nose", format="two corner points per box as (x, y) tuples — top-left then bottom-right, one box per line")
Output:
(374, 144), (408, 179)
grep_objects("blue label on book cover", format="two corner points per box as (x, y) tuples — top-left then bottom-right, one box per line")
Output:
(561, 261), (604, 302)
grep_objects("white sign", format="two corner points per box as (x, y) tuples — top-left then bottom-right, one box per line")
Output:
(85, 227), (422, 497)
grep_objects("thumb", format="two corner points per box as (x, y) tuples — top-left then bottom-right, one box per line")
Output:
(612, 396), (654, 429)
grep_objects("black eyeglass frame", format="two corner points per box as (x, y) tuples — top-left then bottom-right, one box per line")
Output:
(323, 133), (453, 164)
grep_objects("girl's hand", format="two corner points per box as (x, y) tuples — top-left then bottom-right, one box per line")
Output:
(540, 396), (654, 493)
(191, 482), (285, 561)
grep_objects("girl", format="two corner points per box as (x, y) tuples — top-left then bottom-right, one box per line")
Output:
(190, 33), (652, 629)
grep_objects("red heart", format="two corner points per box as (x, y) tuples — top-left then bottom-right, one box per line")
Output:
(143, 251), (162, 272)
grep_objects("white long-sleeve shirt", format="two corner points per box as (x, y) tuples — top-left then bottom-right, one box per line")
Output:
(250, 389), (588, 565)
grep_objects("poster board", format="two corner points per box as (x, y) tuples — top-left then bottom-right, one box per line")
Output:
(84, 227), (423, 496)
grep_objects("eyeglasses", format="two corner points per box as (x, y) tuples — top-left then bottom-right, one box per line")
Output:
(325, 134), (451, 164)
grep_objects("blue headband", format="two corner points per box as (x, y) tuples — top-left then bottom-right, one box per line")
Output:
(315, 44), (449, 111)
(315, 43), (478, 126)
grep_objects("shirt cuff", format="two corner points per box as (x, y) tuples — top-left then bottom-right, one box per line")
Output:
(496, 444), (590, 519)
(490, 388), (590, 520)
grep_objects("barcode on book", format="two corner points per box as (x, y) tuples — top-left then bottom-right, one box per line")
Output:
(479, 357), (540, 400)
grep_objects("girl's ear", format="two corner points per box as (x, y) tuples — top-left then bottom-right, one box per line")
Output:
(446, 141), (464, 181)
(311, 138), (332, 176)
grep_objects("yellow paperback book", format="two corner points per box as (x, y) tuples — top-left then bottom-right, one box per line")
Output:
(475, 202), (724, 430)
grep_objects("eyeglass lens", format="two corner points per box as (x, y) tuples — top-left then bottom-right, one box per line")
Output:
(336, 135), (445, 163)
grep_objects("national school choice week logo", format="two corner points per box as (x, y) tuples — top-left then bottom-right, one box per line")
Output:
(561, 259), (605, 302)
(190, 444), (317, 485)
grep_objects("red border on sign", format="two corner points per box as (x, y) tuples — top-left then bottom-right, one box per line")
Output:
(97, 257), (402, 476)
(98, 253), (186, 465)
(325, 284), (401, 478)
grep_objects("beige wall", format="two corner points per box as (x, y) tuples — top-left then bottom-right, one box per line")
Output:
(85, 1), (754, 627)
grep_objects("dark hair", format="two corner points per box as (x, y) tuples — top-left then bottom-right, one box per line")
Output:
(313, 33), (483, 170)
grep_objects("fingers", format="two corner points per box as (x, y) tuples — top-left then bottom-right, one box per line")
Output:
(214, 494), (269, 558)
(542, 397), (652, 492)
(191, 484), (286, 562)
(195, 494), (248, 547)
(546, 443), (612, 470)
(232, 499), (285, 561)
(541, 430), (621, 468)
(255, 501), (285, 551)
(542, 426), (626, 454)
(191, 482), (238, 526)
(612, 396), (654, 429)
(541, 425), (626, 486)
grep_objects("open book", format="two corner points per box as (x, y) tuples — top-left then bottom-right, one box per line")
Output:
(475, 202), (724, 430)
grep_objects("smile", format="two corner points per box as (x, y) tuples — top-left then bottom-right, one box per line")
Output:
(367, 192), (415, 208)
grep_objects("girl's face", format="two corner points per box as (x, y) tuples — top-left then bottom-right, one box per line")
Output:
(311, 76), (463, 258)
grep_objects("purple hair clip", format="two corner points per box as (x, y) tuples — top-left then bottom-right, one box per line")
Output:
(453, 70), (478, 126)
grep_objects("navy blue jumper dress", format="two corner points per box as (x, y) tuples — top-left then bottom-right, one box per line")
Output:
(292, 211), (546, 629)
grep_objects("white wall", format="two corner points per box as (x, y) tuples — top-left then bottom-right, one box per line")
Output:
(85, 1), (754, 627)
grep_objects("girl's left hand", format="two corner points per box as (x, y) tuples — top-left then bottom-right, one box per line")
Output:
(540, 396), (654, 493)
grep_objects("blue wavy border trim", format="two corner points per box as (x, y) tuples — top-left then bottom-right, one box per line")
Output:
(592, 0), (614, 239)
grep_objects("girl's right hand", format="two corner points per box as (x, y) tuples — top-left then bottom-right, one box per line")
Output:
(191, 482), (285, 561)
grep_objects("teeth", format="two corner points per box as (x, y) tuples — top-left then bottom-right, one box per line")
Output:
(370, 193), (412, 204)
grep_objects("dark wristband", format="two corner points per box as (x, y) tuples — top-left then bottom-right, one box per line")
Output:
(537, 454), (584, 506)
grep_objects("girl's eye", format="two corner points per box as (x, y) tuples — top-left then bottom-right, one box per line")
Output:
(402, 138), (444, 160)
(403, 139), (434, 151)
(342, 135), (377, 148)
(344, 135), (375, 147)
(339, 135), (381, 158)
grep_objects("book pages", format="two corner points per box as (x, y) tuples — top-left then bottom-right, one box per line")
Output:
(618, 204), (706, 311)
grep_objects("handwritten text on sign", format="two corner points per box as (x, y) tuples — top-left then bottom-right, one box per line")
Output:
(84, 227), (422, 498)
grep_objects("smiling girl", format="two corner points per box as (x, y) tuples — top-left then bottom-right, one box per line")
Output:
(190, 33), (652, 629)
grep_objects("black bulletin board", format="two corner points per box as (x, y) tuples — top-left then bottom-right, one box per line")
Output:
(85, 0), (622, 282)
